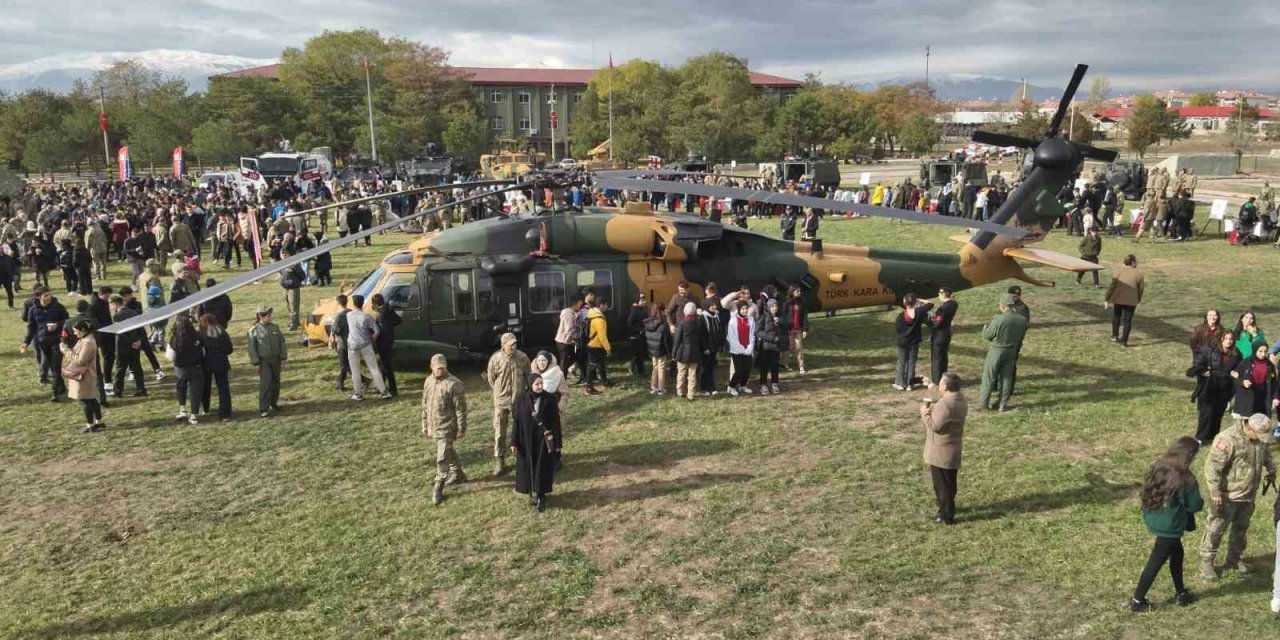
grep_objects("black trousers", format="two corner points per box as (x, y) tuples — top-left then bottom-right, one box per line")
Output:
(1, 278), (12, 307)
(61, 267), (77, 294)
(201, 369), (232, 418)
(139, 338), (161, 371)
(930, 465), (958, 522)
(1195, 388), (1231, 443)
(38, 342), (65, 397)
(730, 353), (753, 388)
(99, 340), (115, 388)
(557, 342), (576, 379)
(1075, 257), (1100, 285)
(1112, 304), (1136, 345)
(76, 268), (92, 295)
(698, 352), (718, 392)
(756, 350), (780, 384)
(80, 398), (102, 424)
(114, 349), (145, 394)
(628, 336), (647, 376)
(1133, 537), (1185, 600)
(377, 344), (397, 396)
(586, 347), (609, 388)
(930, 329), (951, 385)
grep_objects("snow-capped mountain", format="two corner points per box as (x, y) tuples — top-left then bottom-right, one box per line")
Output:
(0, 49), (275, 94)
(856, 73), (1060, 102)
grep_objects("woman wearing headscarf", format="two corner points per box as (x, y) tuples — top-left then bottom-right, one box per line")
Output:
(531, 350), (568, 415)
(1230, 340), (1279, 420)
(512, 373), (562, 513)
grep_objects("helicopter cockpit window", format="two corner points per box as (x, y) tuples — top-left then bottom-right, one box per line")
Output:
(528, 271), (564, 314)
(352, 267), (386, 302)
(576, 269), (613, 308)
(453, 272), (474, 318)
(384, 251), (414, 265)
(381, 272), (420, 310)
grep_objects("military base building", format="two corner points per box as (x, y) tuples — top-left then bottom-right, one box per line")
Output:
(211, 65), (803, 157)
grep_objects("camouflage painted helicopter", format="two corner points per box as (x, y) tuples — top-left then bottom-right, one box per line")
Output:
(104, 65), (1115, 366)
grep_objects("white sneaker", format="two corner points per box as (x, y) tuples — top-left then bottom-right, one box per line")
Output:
(349, 394), (363, 401)
(727, 386), (739, 397)
(154, 370), (166, 381)
(759, 385), (770, 396)
(891, 384), (906, 391)
(742, 386), (754, 395)
(1272, 598), (1280, 614)
(771, 384), (780, 394)
(710, 390), (718, 396)
(188, 415), (199, 425)
(799, 367), (807, 374)
(176, 409), (188, 420)
(104, 382), (115, 394)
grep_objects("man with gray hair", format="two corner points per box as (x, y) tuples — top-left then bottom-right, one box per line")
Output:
(1200, 412), (1275, 580)
(922, 372), (968, 525)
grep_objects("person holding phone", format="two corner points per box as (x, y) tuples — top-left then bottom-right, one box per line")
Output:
(921, 372), (968, 525)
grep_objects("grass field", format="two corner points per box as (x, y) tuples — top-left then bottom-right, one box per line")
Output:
(2, 210), (1278, 639)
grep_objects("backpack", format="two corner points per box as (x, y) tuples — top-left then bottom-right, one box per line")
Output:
(280, 267), (298, 290)
(576, 311), (595, 347)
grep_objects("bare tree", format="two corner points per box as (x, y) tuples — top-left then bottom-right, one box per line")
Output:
(1085, 74), (1112, 114)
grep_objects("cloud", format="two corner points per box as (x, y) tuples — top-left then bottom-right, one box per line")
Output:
(0, 0), (1273, 92)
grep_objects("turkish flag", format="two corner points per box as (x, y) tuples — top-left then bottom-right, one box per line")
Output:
(99, 113), (108, 133)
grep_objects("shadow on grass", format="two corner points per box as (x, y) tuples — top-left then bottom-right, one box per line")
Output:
(552, 472), (755, 510)
(560, 438), (740, 479)
(961, 472), (1138, 523)
(21, 584), (309, 638)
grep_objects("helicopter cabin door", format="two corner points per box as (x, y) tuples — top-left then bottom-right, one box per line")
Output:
(523, 265), (568, 349)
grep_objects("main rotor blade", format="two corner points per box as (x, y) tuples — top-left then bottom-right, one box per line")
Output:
(278, 179), (515, 223)
(594, 176), (1030, 239)
(1074, 143), (1118, 163)
(1048, 64), (1088, 137)
(971, 131), (1036, 149)
(101, 184), (531, 335)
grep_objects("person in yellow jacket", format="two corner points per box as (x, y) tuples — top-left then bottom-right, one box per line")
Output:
(871, 182), (886, 206)
(584, 300), (612, 394)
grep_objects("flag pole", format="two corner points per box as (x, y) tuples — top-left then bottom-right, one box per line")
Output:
(607, 53), (615, 161)
(364, 58), (378, 162)
(98, 87), (111, 171)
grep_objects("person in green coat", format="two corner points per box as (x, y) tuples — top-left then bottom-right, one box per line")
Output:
(1129, 436), (1203, 612)
(247, 304), (288, 418)
(1232, 310), (1265, 360)
(978, 295), (1028, 411)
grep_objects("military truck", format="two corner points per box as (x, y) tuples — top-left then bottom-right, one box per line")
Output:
(761, 156), (841, 190)
(919, 158), (989, 193)
(396, 143), (455, 186)
(1105, 160), (1146, 200)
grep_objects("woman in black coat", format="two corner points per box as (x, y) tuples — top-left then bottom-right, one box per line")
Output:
(372, 293), (402, 397)
(512, 373), (562, 512)
(1230, 340), (1278, 420)
(1186, 330), (1239, 443)
(198, 313), (234, 420)
(754, 298), (787, 395)
(893, 293), (933, 391)
(168, 313), (205, 424)
(30, 232), (55, 289)
(642, 303), (671, 394)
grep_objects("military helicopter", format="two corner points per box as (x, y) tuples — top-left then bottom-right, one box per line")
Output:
(103, 65), (1114, 366)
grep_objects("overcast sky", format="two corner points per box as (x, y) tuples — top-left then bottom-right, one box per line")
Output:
(0, 0), (1275, 91)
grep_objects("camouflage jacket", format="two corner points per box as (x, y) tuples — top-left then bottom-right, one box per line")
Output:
(421, 374), (468, 438)
(1204, 423), (1275, 502)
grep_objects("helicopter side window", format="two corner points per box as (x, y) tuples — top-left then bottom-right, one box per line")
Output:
(476, 271), (495, 318)
(427, 272), (455, 320)
(528, 271), (564, 314)
(381, 272), (420, 310)
(453, 272), (474, 318)
(575, 269), (613, 308)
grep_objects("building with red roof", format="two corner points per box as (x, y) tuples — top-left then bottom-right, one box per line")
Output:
(211, 64), (802, 155)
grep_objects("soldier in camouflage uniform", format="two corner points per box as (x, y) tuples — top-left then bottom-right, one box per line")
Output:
(1200, 413), (1276, 579)
(484, 332), (530, 477)
(1259, 181), (1275, 219)
(1134, 188), (1159, 243)
(422, 353), (468, 506)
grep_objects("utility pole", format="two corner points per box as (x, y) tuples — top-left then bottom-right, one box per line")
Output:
(549, 84), (558, 161)
(607, 53), (615, 161)
(98, 87), (110, 171)
(363, 58), (378, 162)
(924, 46), (930, 91)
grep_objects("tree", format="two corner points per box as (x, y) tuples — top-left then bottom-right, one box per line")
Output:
(773, 90), (826, 155)
(441, 105), (490, 167)
(0, 90), (72, 168)
(570, 59), (678, 162)
(1085, 74), (1112, 114)
(1004, 102), (1049, 141)
(898, 112), (941, 155)
(1225, 104), (1261, 168)
(22, 128), (72, 175)
(190, 118), (254, 162)
(666, 52), (770, 163)
(205, 76), (302, 151)
(1188, 92), (1217, 107)
(1125, 95), (1167, 159)
(125, 79), (199, 170)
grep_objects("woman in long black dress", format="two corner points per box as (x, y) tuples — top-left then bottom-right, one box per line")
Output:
(512, 373), (562, 512)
